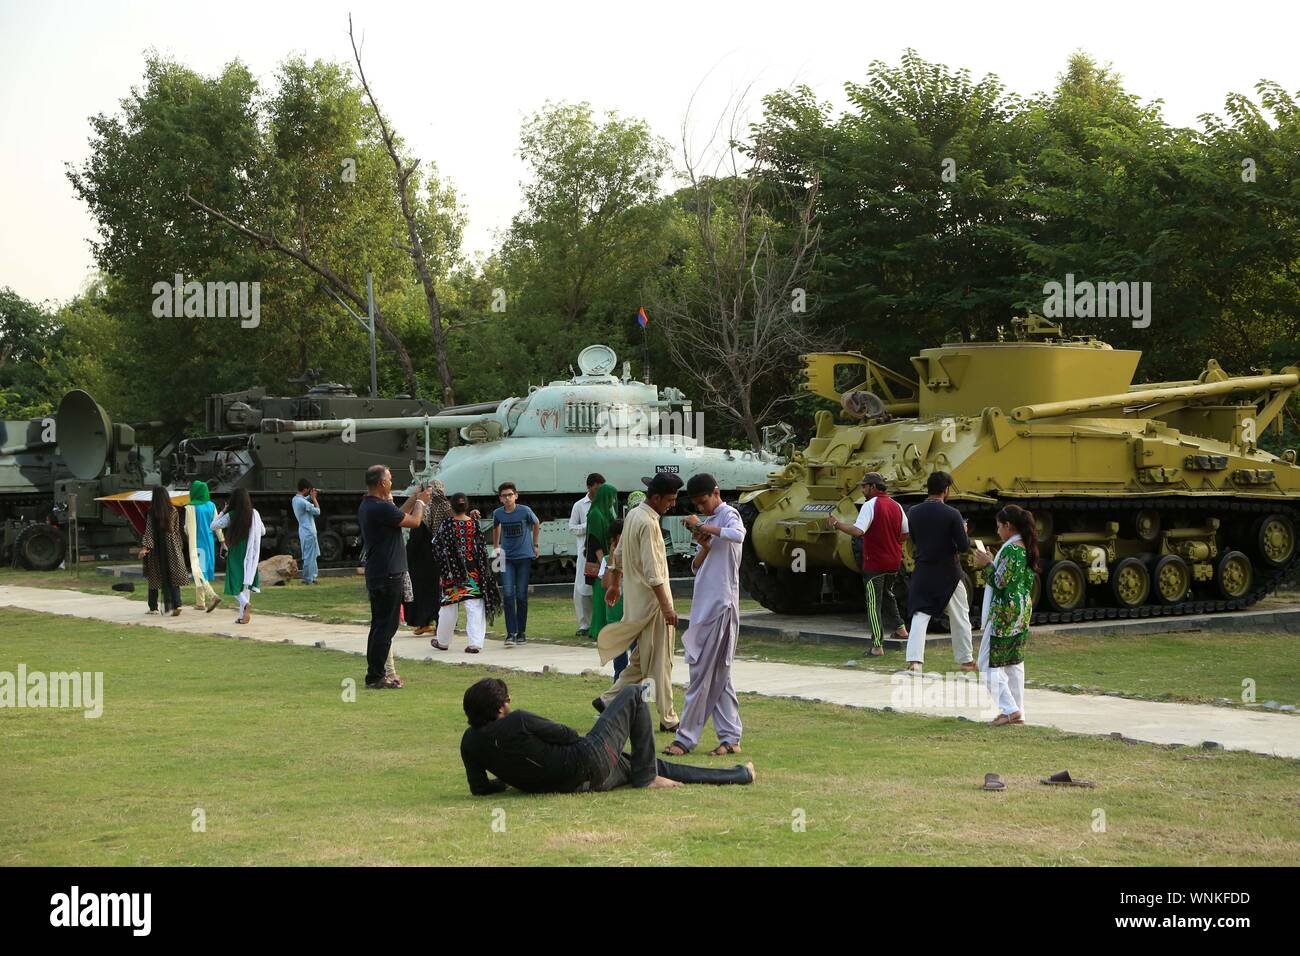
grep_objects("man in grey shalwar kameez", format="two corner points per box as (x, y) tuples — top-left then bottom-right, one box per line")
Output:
(664, 473), (745, 757)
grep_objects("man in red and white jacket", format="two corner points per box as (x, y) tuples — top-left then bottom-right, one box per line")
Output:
(828, 472), (909, 656)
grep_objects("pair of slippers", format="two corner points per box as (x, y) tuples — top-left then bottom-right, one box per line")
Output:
(982, 770), (1096, 791)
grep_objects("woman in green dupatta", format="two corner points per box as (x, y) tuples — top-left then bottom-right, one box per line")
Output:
(974, 503), (1038, 726)
(585, 483), (628, 677)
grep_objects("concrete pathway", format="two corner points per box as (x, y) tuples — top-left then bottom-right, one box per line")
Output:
(3, 584), (1298, 759)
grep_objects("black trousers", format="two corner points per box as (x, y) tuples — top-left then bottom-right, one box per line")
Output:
(365, 574), (404, 684)
(863, 570), (903, 647)
(148, 586), (182, 612)
(585, 686), (751, 790)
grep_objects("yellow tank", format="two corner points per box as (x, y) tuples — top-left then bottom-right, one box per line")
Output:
(741, 316), (1300, 623)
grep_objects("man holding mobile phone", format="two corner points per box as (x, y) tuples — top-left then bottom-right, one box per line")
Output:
(293, 479), (322, 585)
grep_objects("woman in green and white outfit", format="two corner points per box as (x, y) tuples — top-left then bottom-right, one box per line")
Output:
(212, 488), (264, 625)
(974, 503), (1038, 726)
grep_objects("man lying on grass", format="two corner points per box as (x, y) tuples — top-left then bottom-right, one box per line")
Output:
(460, 677), (755, 794)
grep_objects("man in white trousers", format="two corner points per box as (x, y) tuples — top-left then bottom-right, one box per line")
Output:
(903, 470), (976, 674)
(569, 473), (603, 636)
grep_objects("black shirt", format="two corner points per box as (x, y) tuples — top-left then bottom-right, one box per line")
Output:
(358, 495), (407, 583)
(905, 497), (970, 616)
(460, 710), (599, 795)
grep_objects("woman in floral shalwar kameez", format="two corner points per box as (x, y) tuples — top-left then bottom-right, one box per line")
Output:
(974, 504), (1038, 726)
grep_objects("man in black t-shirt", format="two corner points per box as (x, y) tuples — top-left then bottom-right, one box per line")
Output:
(904, 470), (976, 674)
(358, 465), (430, 689)
(460, 678), (755, 794)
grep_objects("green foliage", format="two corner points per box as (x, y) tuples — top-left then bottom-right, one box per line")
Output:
(752, 50), (1300, 387)
(64, 53), (466, 421)
(0, 288), (64, 418)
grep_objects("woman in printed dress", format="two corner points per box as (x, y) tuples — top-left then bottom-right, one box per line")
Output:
(974, 503), (1038, 726)
(140, 485), (188, 616)
(585, 483), (628, 678)
(430, 492), (500, 652)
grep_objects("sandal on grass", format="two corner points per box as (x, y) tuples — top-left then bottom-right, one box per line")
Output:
(982, 773), (1006, 791)
(1040, 770), (1095, 788)
(708, 742), (741, 756)
(662, 742), (690, 757)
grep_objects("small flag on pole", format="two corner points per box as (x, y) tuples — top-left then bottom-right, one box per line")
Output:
(636, 307), (649, 329)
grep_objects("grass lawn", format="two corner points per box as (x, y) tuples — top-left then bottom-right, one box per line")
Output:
(2, 607), (1298, 866)
(4, 566), (1297, 708)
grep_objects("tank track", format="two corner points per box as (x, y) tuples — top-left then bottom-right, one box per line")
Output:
(739, 497), (1300, 625)
(968, 496), (1300, 626)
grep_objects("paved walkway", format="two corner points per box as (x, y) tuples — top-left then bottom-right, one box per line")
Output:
(3, 584), (1298, 759)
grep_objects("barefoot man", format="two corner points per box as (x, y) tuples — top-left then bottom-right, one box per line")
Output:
(663, 474), (745, 758)
(594, 473), (683, 732)
(460, 678), (754, 794)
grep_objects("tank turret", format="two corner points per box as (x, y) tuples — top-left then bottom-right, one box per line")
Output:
(260, 344), (783, 578)
(741, 316), (1300, 624)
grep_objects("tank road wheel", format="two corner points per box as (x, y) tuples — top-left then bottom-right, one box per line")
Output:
(1153, 554), (1191, 604)
(318, 530), (345, 563)
(1215, 550), (1254, 600)
(17, 523), (65, 571)
(1108, 556), (1151, 609)
(1131, 509), (1162, 544)
(1254, 514), (1296, 569)
(1044, 560), (1086, 613)
(1034, 511), (1054, 544)
(283, 535), (301, 560)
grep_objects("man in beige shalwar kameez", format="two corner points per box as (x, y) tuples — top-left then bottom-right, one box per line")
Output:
(595, 473), (683, 731)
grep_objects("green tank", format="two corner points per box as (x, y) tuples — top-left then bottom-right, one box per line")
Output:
(740, 316), (1300, 624)
(165, 378), (438, 563)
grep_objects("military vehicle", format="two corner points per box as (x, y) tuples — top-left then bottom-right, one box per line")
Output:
(740, 316), (1300, 624)
(262, 345), (783, 580)
(3, 380), (437, 569)
(48, 390), (168, 560)
(164, 378), (437, 563)
(0, 416), (70, 568)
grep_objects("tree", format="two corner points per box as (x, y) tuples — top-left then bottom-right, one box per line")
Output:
(647, 90), (825, 449)
(752, 50), (1032, 369)
(502, 102), (673, 326)
(0, 288), (62, 419)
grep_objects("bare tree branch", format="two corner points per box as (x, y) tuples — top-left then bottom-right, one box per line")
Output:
(348, 13), (456, 409)
(648, 84), (827, 448)
(183, 190), (420, 396)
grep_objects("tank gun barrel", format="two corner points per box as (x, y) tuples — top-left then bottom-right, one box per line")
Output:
(262, 414), (492, 434)
(1010, 372), (1300, 423)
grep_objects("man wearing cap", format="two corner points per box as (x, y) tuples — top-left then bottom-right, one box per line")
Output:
(662, 474), (746, 756)
(594, 472), (682, 731)
(828, 472), (908, 656)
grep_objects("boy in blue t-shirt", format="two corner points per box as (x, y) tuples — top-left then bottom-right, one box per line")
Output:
(492, 482), (541, 646)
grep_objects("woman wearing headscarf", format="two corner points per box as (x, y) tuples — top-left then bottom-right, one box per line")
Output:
(404, 478), (450, 635)
(185, 480), (222, 612)
(212, 488), (264, 625)
(585, 483), (627, 677)
(973, 503), (1038, 726)
(140, 485), (188, 616)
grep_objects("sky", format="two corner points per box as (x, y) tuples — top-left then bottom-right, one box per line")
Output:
(1, 0), (1298, 306)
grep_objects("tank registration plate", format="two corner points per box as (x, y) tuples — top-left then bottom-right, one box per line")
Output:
(800, 504), (835, 513)
(655, 465), (680, 474)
